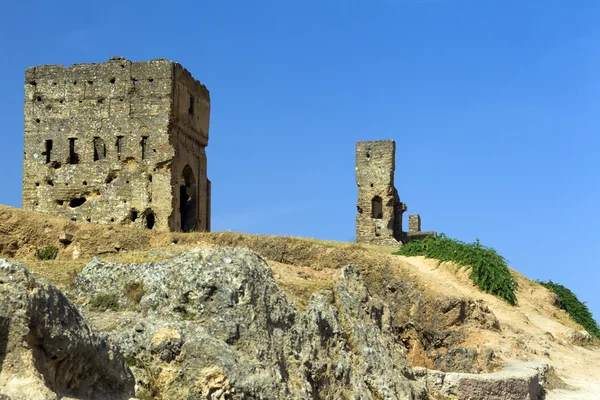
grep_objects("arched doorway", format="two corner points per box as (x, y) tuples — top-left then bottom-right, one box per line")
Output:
(180, 165), (197, 232)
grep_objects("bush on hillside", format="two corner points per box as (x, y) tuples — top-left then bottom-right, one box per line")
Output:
(89, 293), (120, 311)
(538, 280), (600, 339)
(36, 246), (58, 260)
(394, 234), (517, 305)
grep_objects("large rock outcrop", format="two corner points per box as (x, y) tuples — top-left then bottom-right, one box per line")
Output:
(0, 246), (553, 399)
(76, 247), (428, 399)
(0, 260), (135, 400)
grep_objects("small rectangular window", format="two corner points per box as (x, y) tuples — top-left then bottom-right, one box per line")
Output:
(188, 95), (194, 116)
(68, 138), (79, 164)
(141, 136), (148, 160)
(116, 136), (123, 160)
(93, 137), (106, 161)
(43, 140), (53, 164)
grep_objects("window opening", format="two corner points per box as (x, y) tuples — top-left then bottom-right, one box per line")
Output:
(180, 165), (197, 232)
(188, 95), (194, 116)
(372, 196), (383, 219)
(69, 197), (86, 208)
(116, 136), (123, 160)
(42, 140), (53, 163)
(93, 137), (106, 161)
(68, 138), (79, 164)
(145, 212), (155, 229)
(141, 136), (148, 160)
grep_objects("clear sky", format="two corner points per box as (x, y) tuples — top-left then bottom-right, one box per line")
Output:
(1, 0), (598, 319)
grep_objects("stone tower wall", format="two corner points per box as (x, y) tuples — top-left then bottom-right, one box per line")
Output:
(22, 57), (210, 232)
(169, 63), (211, 232)
(355, 140), (404, 245)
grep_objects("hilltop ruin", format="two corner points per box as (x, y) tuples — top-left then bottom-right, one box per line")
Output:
(355, 140), (436, 246)
(22, 57), (211, 232)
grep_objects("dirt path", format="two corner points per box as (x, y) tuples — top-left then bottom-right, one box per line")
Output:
(396, 255), (600, 399)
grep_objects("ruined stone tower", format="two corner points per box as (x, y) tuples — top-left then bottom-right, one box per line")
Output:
(355, 140), (406, 245)
(22, 57), (211, 232)
(356, 140), (436, 246)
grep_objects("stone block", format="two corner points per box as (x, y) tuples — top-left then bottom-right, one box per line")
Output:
(59, 233), (74, 244)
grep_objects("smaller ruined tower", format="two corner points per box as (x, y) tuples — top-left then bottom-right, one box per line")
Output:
(355, 139), (437, 246)
(355, 140), (406, 245)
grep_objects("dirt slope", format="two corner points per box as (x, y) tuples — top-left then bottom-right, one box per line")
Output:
(0, 205), (598, 398)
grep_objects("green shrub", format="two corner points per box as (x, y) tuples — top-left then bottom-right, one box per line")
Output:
(394, 234), (517, 305)
(35, 246), (58, 260)
(124, 355), (138, 367)
(174, 306), (196, 321)
(538, 281), (600, 339)
(124, 281), (145, 305)
(89, 293), (120, 311)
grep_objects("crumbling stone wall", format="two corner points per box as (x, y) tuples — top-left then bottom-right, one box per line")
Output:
(409, 214), (421, 233)
(22, 57), (210, 232)
(356, 140), (435, 246)
(406, 213), (436, 242)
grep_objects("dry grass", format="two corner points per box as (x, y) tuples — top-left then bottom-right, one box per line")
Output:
(0, 205), (402, 298)
(1, 205), (589, 335)
(16, 250), (178, 291)
(21, 258), (88, 290)
(268, 260), (335, 310)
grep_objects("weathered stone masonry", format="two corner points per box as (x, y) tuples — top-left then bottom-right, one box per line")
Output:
(356, 140), (436, 246)
(22, 57), (211, 232)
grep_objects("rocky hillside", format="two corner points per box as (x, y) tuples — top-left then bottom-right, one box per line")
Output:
(0, 260), (134, 400)
(0, 205), (598, 399)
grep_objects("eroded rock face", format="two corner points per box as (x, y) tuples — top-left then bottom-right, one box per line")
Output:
(0, 260), (134, 400)
(76, 248), (428, 399)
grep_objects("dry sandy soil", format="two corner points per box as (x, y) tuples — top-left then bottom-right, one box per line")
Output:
(1, 205), (598, 398)
(399, 256), (600, 399)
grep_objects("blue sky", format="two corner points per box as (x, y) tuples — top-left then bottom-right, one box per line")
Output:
(1, 0), (599, 319)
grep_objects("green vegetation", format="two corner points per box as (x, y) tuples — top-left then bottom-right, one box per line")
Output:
(89, 293), (120, 311)
(394, 234), (517, 305)
(124, 354), (140, 368)
(124, 281), (145, 305)
(174, 306), (196, 321)
(539, 280), (600, 339)
(35, 246), (58, 260)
